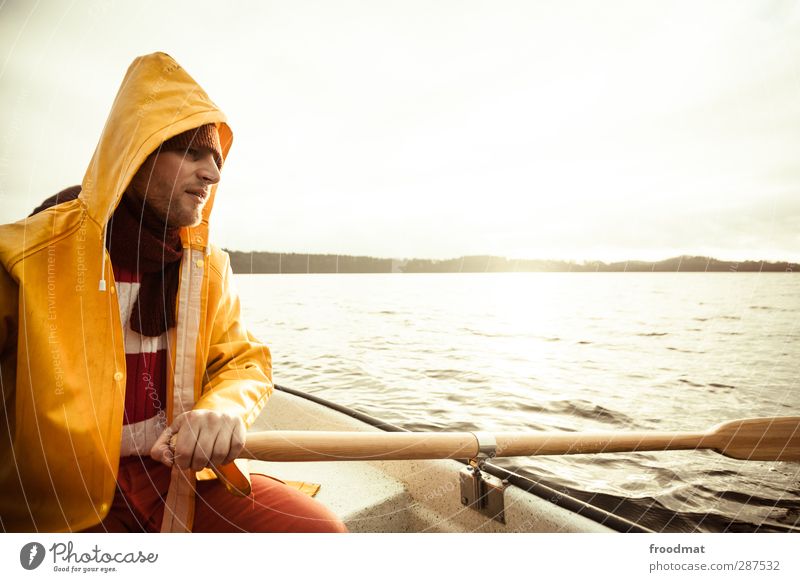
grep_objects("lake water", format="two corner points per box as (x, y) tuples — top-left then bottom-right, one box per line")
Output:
(235, 272), (800, 532)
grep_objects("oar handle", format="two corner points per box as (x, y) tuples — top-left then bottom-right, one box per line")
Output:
(241, 431), (479, 462)
(240, 429), (715, 463)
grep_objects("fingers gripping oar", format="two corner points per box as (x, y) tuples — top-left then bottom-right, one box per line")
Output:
(238, 417), (800, 463)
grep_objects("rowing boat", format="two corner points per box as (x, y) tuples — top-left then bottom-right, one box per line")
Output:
(249, 385), (648, 532)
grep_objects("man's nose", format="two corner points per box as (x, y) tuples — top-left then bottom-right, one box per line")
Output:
(199, 153), (221, 184)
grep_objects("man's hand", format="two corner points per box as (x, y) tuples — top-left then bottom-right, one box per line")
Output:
(150, 410), (246, 471)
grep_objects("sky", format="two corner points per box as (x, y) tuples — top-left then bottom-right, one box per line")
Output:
(1, 0), (799, 262)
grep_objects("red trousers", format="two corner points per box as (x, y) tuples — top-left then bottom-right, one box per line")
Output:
(83, 457), (347, 533)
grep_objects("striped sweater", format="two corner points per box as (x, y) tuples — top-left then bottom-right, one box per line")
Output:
(113, 264), (170, 456)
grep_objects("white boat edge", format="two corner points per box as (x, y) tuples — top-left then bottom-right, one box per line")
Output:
(247, 385), (649, 533)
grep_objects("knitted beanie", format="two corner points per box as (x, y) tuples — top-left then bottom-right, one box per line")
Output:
(160, 123), (223, 168)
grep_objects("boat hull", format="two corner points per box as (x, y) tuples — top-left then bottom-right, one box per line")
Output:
(249, 387), (622, 532)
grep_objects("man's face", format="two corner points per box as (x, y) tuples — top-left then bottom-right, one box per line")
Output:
(128, 146), (221, 228)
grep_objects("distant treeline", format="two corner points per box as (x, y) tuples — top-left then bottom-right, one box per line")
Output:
(225, 251), (798, 274)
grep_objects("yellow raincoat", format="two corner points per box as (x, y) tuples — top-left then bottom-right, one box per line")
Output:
(0, 52), (272, 532)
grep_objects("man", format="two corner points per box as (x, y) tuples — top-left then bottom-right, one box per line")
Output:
(0, 52), (346, 533)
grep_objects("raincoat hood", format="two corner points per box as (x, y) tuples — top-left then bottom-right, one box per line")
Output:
(82, 51), (233, 247)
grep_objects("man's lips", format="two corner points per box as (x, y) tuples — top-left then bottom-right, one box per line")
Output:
(186, 189), (208, 200)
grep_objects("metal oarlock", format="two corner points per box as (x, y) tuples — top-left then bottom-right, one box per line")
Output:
(459, 432), (506, 523)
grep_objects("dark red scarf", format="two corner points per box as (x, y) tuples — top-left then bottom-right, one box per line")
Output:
(106, 192), (183, 337)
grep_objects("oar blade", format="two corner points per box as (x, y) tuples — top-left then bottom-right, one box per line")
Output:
(711, 417), (800, 462)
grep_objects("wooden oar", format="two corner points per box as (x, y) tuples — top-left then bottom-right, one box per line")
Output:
(240, 417), (800, 463)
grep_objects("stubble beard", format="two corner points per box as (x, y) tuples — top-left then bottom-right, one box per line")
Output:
(168, 202), (205, 229)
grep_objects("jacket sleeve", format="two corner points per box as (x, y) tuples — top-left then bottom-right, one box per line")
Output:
(194, 254), (273, 428)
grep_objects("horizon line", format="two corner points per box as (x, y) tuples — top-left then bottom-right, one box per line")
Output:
(222, 250), (799, 266)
